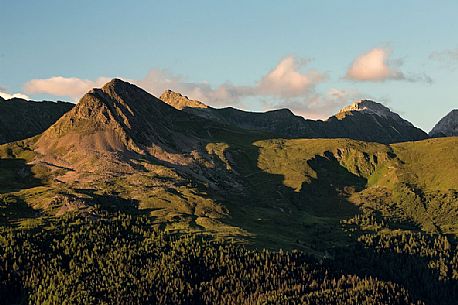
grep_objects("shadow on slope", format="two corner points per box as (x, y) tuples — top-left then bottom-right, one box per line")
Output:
(213, 139), (362, 252)
(0, 159), (43, 194)
(297, 152), (363, 217)
(0, 194), (40, 227)
(75, 188), (141, 214)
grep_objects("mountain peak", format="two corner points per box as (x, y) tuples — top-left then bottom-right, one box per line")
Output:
(101, 78), (128, 91)
(35, 79), (198, 174)
(430, 109), (458, 137)
(160, 90), (208, 110)
(337, 100), (413, 126)
(99, 78), (151, 103)
(339, 100), (390, 116)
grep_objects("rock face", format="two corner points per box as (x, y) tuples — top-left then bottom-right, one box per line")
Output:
(429, 110), (458, 137)
(0, 96), (73, 144)
(160, 91), (428, 143)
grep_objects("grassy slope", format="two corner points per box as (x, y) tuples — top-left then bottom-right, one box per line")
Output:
(0, 131), (457, 250)
(389, 137), (458, 233)
(392, 137), (458, 190)
(215, 136), (458, 250)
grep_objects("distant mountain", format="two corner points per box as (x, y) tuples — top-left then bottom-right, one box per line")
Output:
(0, 96), (73, 144)
(429, 109), (458, 137)
(160, 90), (428, 143)
(325, 100), (428, 143)
(337, 100), (409, 123)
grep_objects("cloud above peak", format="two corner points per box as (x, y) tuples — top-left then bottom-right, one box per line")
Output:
(24, 76), (111, 100)
(345, 48), (405, 81)
(136, 56), (326, 103)
(257, 56), (325, 97)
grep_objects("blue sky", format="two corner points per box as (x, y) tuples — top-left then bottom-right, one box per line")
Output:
(1, 0), (457, 131)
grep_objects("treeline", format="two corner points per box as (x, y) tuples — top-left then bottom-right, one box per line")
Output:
(0, 213), (425, 305)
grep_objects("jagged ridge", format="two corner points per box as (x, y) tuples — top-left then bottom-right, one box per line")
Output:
(160, 91), (428, 143)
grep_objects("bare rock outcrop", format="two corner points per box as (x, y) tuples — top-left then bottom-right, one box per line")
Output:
(429, 109), (458, 137)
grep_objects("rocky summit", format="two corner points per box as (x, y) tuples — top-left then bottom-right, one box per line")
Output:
(429, 109), (458, 137)
(326, 100), (428, 143)
(337, 100), (412, 125)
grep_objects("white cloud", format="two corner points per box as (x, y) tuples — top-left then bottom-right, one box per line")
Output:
(346, 48), (405, 81)
(24, 76), (111, 101)
(19, 56), (355, 119)
(256, 56), (325, 97)
(21, 56), (326, 106)
(21, 71), (243, 106)
(0, 90), (30, 100)
(134, 56), (326, 106)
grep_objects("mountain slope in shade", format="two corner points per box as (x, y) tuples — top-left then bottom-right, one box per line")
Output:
(0, 96), (74, 144)
(429, 109), (458, 137)
(160, 91), (428, 143)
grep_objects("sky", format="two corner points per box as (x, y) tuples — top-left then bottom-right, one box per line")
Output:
(1, 0), (457, 131)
